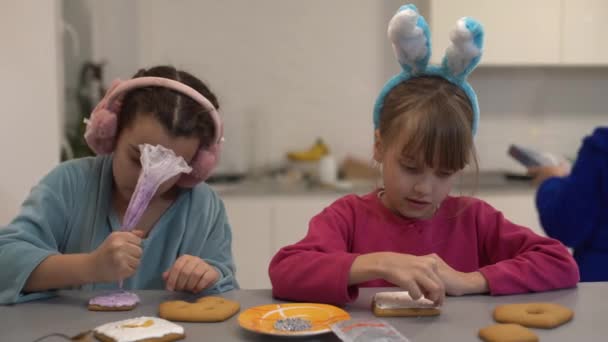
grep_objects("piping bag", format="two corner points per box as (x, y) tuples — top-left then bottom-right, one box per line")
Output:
(89, 144), (192, 307)
(121, 144), (192, 232)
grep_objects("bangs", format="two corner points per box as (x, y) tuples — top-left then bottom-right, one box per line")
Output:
(394, 99), (473, 171)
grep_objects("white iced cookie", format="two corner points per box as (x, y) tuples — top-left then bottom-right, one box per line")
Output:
(372, 291), (441, 317)
(93, 316), (185, 342)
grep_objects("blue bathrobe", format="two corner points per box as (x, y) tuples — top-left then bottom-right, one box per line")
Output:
(0, 155), (238, 304)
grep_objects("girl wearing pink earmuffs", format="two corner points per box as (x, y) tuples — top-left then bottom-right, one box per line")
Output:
(0, 66), (238, 304)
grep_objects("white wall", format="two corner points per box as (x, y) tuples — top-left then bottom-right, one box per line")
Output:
(89, 0), (139, 82)
(84, 0), (608, 175)
(0, 1), (63, 224)
(134, 0), (388, 174)
(86, 0), (388, 174)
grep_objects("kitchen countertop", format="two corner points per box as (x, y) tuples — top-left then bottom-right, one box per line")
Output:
(210, 171), (536, 198)
(2, 284), (605, 341)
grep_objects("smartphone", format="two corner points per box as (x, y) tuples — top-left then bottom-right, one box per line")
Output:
(508, 144), (557, 168)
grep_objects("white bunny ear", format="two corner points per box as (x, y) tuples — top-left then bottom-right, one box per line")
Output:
(442, 17), (484, 79)
(388, 4), (431, 75)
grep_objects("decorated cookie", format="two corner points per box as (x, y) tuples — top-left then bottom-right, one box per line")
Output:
(159, 296), (240, 322)
(93, 316), (185, 342)
(372, 291), (441, 317)
(88, 291), (140, 311)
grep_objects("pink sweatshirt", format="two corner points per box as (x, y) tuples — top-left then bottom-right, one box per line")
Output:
(269, 191), (579, 305)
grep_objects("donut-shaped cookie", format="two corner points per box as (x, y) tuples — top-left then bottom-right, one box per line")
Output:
(159, 296), (240, 322)
(493, 303), (573, 329)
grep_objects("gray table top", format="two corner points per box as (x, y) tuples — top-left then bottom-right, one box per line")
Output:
(1, 283), (605, 342)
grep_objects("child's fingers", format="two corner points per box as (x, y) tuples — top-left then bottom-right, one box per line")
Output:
(125, 254), (140, 271)
(131, 230), (145, 239)
(422, 269), (445, 298)
(125, 233), (143, 246)
(165, 268), (179, 291)
(165, 257), (188, 291)
(417, 274), (444, 306)
(123, 243), (142, 259)
(185, 262), (207, 292)
(404, 281), (422, 300)
(195, 267), (219, 293)
(175, 258), (198, 291)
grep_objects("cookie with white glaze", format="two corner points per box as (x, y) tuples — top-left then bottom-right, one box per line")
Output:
(93, 316), (185, 342)
(372, 291), (441, 317)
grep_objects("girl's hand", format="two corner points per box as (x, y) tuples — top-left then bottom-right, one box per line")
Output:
(90, 230), (144, 283)
(423, 253), (488, 296)
(377, 252), (446, 305)
(163, 255), (219, 293)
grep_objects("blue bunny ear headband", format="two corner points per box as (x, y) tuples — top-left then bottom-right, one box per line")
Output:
(373, 4), (484, 135)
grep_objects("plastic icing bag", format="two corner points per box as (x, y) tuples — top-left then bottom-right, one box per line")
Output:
(331, 319), (410, 342)
(121, 144), (192, 231)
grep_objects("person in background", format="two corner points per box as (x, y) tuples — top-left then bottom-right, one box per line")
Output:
(529, 127), (608, 282)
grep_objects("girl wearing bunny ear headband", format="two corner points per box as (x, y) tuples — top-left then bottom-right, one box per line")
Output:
(372, 3), (484, 221)
(269, 5), (578, 306)
(0, 66), (238, 303)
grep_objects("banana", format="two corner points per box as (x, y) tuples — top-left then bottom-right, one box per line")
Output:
(287, 138), (330, 162)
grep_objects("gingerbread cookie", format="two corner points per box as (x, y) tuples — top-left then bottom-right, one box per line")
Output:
(493, 303), (573, 329)
(93, 316), (184, 342)
(88, 291), (140, 311)
(478, 323), (538, 342)
(159, 296), (240, 322)
(372, 291), (440, 317)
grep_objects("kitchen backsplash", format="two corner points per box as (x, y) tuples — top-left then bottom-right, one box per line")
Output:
(471, 67), (607, 171)
(227, 67), (607, 175)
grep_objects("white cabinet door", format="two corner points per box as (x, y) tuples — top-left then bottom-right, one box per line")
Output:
(222, 198), (273, 289)
(430, 0), (561, 65)
(561, 0), (608, 65)
(272, 196), (340, 254)
(476, 192), (545, 236)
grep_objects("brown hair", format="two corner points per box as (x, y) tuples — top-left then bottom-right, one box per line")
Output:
(117, 65), (219, 149)
(378, 76), (478, 173)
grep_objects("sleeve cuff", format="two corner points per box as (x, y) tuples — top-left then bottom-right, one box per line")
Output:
(478, 265), (508, 295)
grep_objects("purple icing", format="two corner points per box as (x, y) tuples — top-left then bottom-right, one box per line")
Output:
(122, 178), (157, 231)
(89, 291), (140, 307)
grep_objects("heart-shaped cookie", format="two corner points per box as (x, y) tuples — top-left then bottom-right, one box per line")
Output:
(159, 296), (240, 322)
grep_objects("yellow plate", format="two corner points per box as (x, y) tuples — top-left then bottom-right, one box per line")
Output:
(238, 303), (351, 337)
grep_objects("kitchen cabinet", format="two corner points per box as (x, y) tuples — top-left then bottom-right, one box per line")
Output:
(561, 0), (608, 65)
(429, 0), (608, 66)
(477, 192), (544, 236)
(273, 197), (336, 251)
(429, 0), (560, 65)
(223, 195), (339, 289)
(223, 198), (275, 289)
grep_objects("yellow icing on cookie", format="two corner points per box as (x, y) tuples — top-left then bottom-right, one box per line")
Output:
(121, 319), (155, 328)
